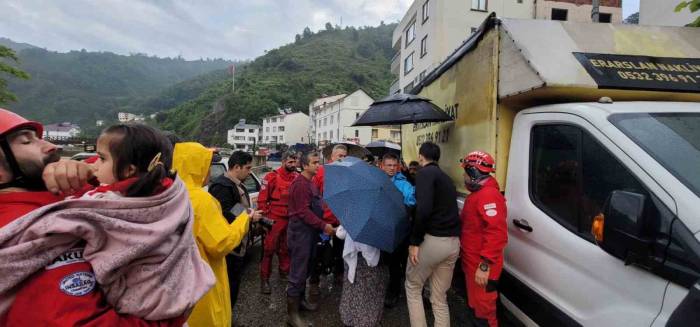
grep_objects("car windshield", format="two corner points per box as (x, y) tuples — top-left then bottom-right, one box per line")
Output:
(609, 112), (700, 198)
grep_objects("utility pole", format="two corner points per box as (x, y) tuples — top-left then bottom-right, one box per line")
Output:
(591, 0), (600, 22)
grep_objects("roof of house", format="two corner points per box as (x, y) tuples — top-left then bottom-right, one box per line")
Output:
(44, 122), (80, 132)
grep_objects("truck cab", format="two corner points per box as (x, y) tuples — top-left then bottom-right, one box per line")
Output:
(502, 101), (700, 326)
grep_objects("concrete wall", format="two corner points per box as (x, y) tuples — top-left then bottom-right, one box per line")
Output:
(536, 0), (622, 22)
(640, 0), (699, 26)
(282, 112), (310, 144)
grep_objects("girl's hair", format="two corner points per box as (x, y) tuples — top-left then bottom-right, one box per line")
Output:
(102, 123), (176, 197)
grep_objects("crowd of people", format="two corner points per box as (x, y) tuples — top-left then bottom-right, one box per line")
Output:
(0, 108), (510, 327)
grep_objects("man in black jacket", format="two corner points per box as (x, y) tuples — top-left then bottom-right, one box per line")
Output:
(209, 151), (263, 310)
(405, 142), (461, 327)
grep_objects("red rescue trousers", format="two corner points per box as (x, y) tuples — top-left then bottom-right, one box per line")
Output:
(260, 216), (290, 280)
(463, 254), (502, 327)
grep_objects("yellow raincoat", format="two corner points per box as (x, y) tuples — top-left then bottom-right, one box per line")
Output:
(173, 142), (250, 327)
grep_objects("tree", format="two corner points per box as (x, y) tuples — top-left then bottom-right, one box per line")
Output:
(0, 46), (30, 105)
(295, 34), (301, 43)
(302, 27), (312, 38)
(624, 12), (639, 24)
(676, 0), (700, 26)
(325, 22), (334, 31)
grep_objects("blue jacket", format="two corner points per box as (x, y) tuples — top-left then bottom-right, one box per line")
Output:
(392, 172), (416, 207)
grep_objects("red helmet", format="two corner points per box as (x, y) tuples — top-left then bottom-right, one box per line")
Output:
(0, 108), (44, 139)
(461, 151), (495, 173)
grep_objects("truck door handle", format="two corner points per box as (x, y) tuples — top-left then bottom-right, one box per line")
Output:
(513, 219), (533, 232)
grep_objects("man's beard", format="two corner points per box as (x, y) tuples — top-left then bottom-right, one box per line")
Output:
(17, 151), (61, 190)
(284, 164), (296, 172)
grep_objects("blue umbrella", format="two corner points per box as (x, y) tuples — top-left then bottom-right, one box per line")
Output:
(323, 156), (410, 252)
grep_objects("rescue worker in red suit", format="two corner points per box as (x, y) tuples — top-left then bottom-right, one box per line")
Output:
(460, 151), (508, 327)
(0, 108), (183, 326)
(258, 150), (299, 294)
(308, 144), (346, 303)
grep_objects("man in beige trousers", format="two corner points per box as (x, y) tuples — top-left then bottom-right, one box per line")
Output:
(406, 142), (461, 327)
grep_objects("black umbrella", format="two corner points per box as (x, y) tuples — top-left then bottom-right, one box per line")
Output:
(365, 140), (401, 158)
(352, 93), (453, 126)
(321, 142), (370, 160)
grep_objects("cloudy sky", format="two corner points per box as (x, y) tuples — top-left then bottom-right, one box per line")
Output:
(0, 0), (638, 61)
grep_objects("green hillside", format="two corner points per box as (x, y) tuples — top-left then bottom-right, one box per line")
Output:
(1, 38), (233, 131)
(157, 23), (396, 145)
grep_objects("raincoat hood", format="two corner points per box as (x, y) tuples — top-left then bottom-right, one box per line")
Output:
(173, 142), (213, 188)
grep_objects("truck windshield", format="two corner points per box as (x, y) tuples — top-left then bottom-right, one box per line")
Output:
(610, 113), (700, 198)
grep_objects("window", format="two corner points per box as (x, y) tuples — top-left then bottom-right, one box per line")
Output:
(248, 137), (255, 142)
(372, 129), (378, 139)
(323, 132), (327, 140)
(551, 8), (568, 21)
(471, 0), (487, 11)
(324, 117), (328, 126)
(403, 82), (414, 94)
(419, 70), (427, 81)
(531, 124), (700, 283)
(471, 27), (478, 34)
(273, 127), (277, 132)
(517, 0), (522, 3)
(356, 113), (360, 119)
(420, 35), (428, 57)
(391, 130), (401, 139)
(355, 130), (359, 138)
(266, 127), (270, 132)
(249, 129), (255, 133)
(236, 129), (244, 133)
(265, 136), (269, 141)
(404, 52), (414, 75)
(405, 21), (416, 47)
(330, 115), (334, 124)
(278, 126), (285, 132)
(330, 131), (333, 140)
(599, 13), (612, 23)
(279, 136), (283, 142)
(272, 118), (277, 123)
(422, 1), (429, 23)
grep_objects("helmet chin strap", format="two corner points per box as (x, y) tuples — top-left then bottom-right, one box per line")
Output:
(0, 138), (45, 191)
(465, 166), (490, 192)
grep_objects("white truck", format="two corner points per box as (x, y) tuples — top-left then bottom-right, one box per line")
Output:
(401, 16), (700, 326)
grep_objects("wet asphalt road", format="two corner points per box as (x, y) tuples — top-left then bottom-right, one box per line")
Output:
(231, 243), (518, 327)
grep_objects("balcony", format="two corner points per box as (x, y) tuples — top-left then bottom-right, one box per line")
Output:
(390, 52), (400, 75)
(388, 79), (400, 95)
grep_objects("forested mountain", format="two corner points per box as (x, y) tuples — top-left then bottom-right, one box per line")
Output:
(156, 23), (396, 145)
(1, 37), (233, 133)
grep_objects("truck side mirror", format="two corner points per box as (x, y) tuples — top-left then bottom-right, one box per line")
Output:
(592, 190), (656, 268)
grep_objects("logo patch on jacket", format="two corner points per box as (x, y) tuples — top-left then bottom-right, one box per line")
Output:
(484, 203), (498, 217)
(59, 271), (96, 296)
(46, 248), (86, 270)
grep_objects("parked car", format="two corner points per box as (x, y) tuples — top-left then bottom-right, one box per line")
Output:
(70, 152), (97, 161)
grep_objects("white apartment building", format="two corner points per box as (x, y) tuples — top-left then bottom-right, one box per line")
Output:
(117, 112), (145, 122)
(262, 111), (310, 145)
(227, 119), (261, 152)
(309, 90), (383, 146)
(640, 0), (699, 26)
(392, 0), (622, 94)
(43, 122), (81, 140)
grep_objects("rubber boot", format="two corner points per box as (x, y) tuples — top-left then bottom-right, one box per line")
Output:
(260, 279), (271, 295)
(307, 282), (320, 305)
(300, 297), (319, 311)
(287, 296), (309, 327)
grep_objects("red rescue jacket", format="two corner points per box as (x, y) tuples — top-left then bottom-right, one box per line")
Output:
(311, 165), (339, 226)
(257, 166), (298, 219)
(0, 191), (184, 326)
(460, 177), (508, 279)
